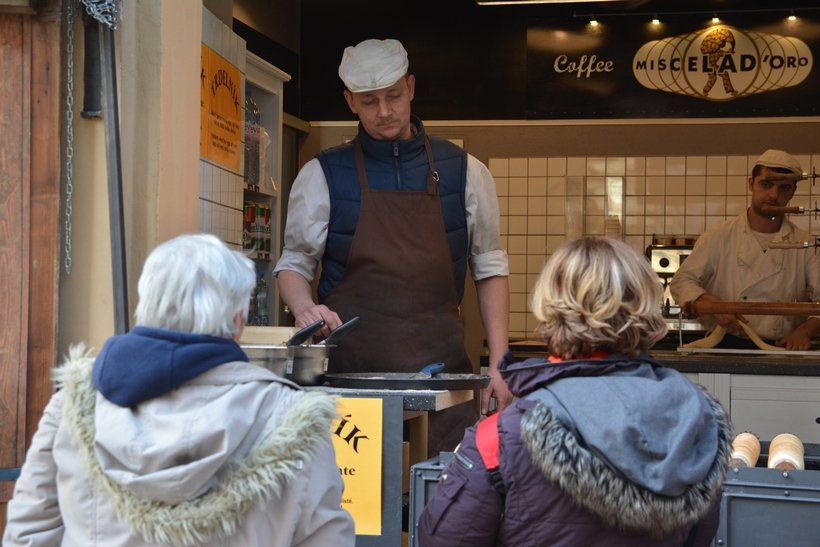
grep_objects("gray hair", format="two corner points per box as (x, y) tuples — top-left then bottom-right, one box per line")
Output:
(531, 237), (667, 358)
(135, 233), (256, 338)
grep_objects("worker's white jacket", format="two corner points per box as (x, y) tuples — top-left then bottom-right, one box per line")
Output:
(670, 211), (820, 341)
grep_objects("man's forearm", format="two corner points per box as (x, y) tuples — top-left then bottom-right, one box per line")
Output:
(475, 275), (510, 369)
(797, 316), (820, 339)
(276, 270), (316, 318)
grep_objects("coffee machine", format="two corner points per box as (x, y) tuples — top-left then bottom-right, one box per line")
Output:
(646, 236), (705, 335)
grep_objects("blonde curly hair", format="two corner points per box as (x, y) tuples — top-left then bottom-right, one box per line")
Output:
(531, 237), (667, 359)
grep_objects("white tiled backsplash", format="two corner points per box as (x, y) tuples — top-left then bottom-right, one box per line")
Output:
(199, 8), (246, 250)
(489, 154), (820, 339)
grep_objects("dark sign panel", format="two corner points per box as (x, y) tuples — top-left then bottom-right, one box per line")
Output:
(527, 14), (819, 118)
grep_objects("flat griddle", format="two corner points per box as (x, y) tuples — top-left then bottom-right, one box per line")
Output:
(324, 372), (492, 391)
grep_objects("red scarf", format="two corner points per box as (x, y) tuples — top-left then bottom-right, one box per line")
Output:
(547, 351), (609, 363)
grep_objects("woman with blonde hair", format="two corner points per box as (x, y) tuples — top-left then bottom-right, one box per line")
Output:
(419, 237), (731, 547)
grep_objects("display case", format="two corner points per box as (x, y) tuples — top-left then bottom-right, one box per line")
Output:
(243, 53), (291, 326)
(200, 11), (290, 326)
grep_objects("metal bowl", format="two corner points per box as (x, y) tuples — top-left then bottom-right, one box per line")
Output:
(241, 344), (330, 386)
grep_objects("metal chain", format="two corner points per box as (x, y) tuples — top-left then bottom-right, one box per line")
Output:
(80, 0), (120, 30)
(64, 0), (75, 275)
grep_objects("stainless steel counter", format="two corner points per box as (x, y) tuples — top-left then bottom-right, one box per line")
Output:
(306, 385), (474, 411)
(653, 349), (820, 376)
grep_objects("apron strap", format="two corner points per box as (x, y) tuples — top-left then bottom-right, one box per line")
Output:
(422, 135), (440, 193)
(353, 136), (440, 195)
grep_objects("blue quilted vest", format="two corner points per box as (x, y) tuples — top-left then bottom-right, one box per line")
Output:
(316, 117), (469, 302)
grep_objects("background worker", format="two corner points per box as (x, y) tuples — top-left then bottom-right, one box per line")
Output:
(670, 149), (820, 350)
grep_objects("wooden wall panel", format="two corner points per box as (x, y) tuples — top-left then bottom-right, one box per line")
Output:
(27, 1), (61, 446)
(0, 13), (29, 533)
(0, 13), (29, 475)
(0, 1), (61, 534)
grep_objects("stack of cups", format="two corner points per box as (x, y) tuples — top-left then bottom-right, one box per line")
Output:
(767, 433), (805, 471)
(730, 432), (761, 468)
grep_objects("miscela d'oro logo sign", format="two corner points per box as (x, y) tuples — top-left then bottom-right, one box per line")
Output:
(633, 25), (813, 101)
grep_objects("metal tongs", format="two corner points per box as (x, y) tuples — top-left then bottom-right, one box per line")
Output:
(317, 316), (361, 346)
(285, 319), (325, 346)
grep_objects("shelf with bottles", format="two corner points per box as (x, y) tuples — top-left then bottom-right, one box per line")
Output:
(243, 84), (280, 199)
(243, 199), (274, 261)
(243, 52), (290, 327)
(247, 267), (271, 327)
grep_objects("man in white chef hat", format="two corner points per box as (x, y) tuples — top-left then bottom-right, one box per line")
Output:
(275, 38), (512, 455)
(671, 149), (820, 351)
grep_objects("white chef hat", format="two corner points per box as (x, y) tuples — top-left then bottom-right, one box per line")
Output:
(338, 38), (409, 93)
(754, 149), (803, 175)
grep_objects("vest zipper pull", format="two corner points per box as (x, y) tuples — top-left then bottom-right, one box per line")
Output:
(393, 142), (401, 189)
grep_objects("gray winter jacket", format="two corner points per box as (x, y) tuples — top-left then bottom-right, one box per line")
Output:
(3, 346), (355, 546)
(418, 352), (731, 547)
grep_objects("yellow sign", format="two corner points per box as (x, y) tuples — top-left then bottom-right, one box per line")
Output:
(200, 44), (242, 172)
(332, 397), (383, 535)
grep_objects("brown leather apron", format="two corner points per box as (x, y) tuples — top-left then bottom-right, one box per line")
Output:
(324, 136), (477, 456)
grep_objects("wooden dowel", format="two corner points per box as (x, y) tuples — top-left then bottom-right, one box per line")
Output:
(760, 205), (804, 215)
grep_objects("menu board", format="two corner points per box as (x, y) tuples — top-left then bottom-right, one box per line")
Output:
(200, 44), (242, 172)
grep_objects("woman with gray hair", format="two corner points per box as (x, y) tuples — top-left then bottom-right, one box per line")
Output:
(418, 237), (731, 547)
(4, 234), (354, 547)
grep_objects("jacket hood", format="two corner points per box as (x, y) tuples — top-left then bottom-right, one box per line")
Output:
(499, 349), (631, 395)
(92, 326), (248, 406)
(527, 363), (719, 495)
(57, 346), (339, 546)
(511, 354), (731, 537)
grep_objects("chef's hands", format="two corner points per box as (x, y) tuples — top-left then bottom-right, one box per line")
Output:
(293, 304), (342, 338)
(776, 331), (813, 351)
(482, 369), (513, 416)
(776, 318), (820, 351)
(697, 294), (749, 334)
(712, 312), (749, 334)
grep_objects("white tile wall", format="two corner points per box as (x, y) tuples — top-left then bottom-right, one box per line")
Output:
(489, 154), (820, 339)
(199, 9), (246, 247)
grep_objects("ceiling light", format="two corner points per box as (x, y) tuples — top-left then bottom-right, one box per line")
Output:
(711, 15), (721, 24)
(651, 16), (660, 25)
(589, 17), (599, 27)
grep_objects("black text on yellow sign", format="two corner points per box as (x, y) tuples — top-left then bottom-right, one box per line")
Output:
(332, 397), (383, 535)
(200, 44), (242, 172)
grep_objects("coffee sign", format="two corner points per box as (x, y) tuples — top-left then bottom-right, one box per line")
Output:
(526, 15), (819, 118)
(633, 26), (813, 101)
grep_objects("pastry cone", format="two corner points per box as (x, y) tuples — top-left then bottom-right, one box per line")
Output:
(768, 433), (805, 471)
(730, 432), (761, 468)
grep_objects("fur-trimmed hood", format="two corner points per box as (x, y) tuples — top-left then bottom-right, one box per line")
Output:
(54, 345), (342, 546)
(512, 355), (732, 538)
(521, 386), (730, 537)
